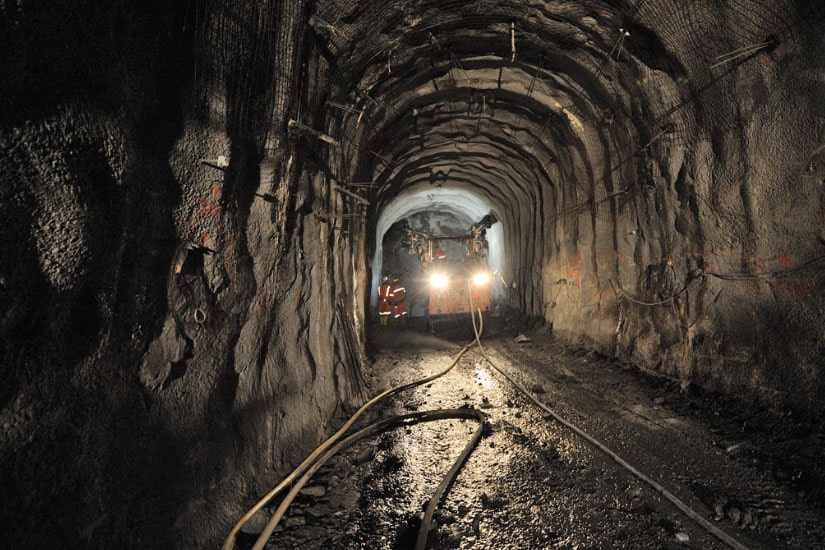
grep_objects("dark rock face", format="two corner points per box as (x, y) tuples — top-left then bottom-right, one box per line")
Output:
(1, 0), (824, 548)
(1, 1), (365, 548)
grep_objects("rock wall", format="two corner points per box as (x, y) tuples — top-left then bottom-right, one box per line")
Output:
(0, 1), (365, 547)
(544, 2), (825, 412)
(2, 1), (825, 547)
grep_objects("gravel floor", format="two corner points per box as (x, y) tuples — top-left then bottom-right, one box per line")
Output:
(240, 317), (825, 550)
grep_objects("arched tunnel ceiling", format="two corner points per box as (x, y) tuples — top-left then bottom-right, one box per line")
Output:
(310, 0), (699, 242)
(314, 0), (676, 189)
(310, 0), (690, 307)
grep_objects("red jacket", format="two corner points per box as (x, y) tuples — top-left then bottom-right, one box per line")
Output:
(378, 283), (393, 315)
(391, 283), (407, 317)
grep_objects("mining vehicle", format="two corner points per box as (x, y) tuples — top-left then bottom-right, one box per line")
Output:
(424, 257), (492, 332)
(404, 214), (497, 332)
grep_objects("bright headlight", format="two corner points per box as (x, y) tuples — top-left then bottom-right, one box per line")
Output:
(472, 272), (491, 286)
(430, 273), (449, 288)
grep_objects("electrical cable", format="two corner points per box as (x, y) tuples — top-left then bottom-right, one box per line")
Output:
(466, 287), (751, 550)
(610, 275), (700, 307)
(705, 255), (825, 282)
(608, 254), (825, 307)
(224, 337), (482, 550)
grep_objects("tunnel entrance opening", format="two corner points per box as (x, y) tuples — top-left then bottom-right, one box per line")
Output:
(370, 186), (505, 326)
(379, 212), (470, 319)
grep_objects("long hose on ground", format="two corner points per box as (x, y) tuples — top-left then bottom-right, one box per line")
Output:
(466, 293), (750, 550)
(253, 408), (485, 550)
(224, 317), (486, 550)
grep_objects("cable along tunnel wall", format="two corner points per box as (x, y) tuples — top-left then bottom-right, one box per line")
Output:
(2, 1), (825, 549)
(323, 0), (825, 413)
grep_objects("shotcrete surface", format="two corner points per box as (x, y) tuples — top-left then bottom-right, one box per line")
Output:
(244, 318), (825, 549)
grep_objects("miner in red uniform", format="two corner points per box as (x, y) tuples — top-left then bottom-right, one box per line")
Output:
(390, 275), (408, 323)
(377, 276), (393, 325)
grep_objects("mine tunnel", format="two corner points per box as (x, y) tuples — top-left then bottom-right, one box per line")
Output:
(2, 0), (825, 548)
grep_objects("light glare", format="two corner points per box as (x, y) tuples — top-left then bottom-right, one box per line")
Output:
(472, 272), (491, 285)
(431, 273), (449, 288)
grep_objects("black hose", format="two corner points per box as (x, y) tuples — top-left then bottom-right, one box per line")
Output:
(224, 341), (478, 549)
(466, 289), (750, 550)
(415, 409), (486, 549)
(250, 408), (486, 550)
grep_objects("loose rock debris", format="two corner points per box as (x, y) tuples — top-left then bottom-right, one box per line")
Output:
(250, 327), (825, 549)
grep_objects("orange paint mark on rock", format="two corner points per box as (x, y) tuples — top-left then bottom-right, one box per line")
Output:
(779, 253), (791, 269)
(198, 197), (222, 218)
(751, 256), (767, 273)
(616, 252), (624, 262)
(562, 268), (582, 286)
(201, 233), (210, 244)
(211, 185), (219, 196)
(564, 251), (583, 267)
